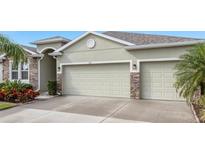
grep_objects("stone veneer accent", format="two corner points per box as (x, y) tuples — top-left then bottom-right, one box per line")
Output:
(57, 73), (63, 94)
(3, 58), (9, 80)
(29, 57), (38, 90)
(130, 72), (140, 99)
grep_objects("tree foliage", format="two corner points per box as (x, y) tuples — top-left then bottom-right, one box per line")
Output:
(0, 34), (26, 65)
(175, 44), (205, 102)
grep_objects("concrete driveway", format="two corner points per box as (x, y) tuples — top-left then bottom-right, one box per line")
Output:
(0, 96), (196, 123)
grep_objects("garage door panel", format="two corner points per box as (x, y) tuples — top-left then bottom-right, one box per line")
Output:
(141, 61), (184, 101)
(152, 72), (163, 78)
(63, 63), (130, 98)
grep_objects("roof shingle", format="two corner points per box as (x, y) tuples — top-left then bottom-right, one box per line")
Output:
(21, 45), (37, 53)
(103, 31), (201, 45)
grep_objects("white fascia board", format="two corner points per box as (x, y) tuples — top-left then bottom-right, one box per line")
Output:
(91, 32), (135, 46)
(125, 40), (205, 50)
(52, 31), (135, 54)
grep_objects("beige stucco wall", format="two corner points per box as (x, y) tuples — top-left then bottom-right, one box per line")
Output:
(57, 33), (192, 69)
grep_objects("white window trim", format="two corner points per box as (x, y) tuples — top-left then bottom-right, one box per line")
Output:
(9, 60), (30, 83)
(136, 58), (180, 72)
(58, 60), (136, 74)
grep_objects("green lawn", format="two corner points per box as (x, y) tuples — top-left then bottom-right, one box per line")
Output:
(0, 102), (17, 110)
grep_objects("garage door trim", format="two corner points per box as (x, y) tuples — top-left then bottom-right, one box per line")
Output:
(136, 58), (180, 73)
(139, 59), (184, 101)
(58, 60), (134, 74)
(62, 62), (131, 98)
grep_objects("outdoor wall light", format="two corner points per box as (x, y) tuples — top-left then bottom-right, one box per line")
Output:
(133, 64), (137, 70)
(58, 67), (61, 71)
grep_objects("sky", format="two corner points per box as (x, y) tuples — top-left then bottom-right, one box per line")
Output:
(0, 31), (205, 47)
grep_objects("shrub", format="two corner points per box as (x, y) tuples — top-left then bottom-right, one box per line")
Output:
(0, 80), (39, 103)
(47, 81), (57, 95)
(200, 109), (205, 122)
(2, 80), (32, 92)
(22, 83), (33, 89)
(196, 95), (205, 106)
(0, 82), (5, 89)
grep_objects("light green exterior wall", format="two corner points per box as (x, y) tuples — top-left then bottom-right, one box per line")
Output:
(40, 51), (56, 91)
(37, 42), (66, 91)
(57, 33), (192, 69)
(130, 46), (190, 59)
(57, 34), (133, 67)
(37, 42), (65, 53)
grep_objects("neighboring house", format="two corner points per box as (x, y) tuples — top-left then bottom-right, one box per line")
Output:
(0, 31), (204, 101)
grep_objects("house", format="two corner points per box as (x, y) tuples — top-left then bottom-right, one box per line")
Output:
(0, 31), (204, 101)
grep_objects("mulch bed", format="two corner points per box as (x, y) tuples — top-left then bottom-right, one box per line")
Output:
(192, 104), (205, 123)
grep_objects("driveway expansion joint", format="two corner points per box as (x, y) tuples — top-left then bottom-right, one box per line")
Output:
(99, 102), (129, 123)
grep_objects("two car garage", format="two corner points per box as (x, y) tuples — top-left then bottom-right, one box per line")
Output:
(61, 61), (182, 101)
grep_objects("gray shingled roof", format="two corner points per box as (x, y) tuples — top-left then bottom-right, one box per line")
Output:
(20, 45), (38, 54)
(103, 31), (201, 45)
(32, 36), (71, 44)
(0, 45), (38, 58)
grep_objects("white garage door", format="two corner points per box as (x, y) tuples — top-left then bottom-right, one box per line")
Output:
(140, 61), (183, 101)
(62, 63), (130, 98)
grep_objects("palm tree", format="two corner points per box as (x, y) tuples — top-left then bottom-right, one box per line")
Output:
(175, 43), (205, 102)
(0, 34), (26, 65)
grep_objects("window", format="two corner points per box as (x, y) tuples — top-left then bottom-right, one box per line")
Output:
(21, 63), (28, 80)
(11, 61), (29, 81)
(11, 64), (18, 80)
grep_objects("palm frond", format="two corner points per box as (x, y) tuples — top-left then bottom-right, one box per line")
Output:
(175, 43), (205, 102)
(0, 34), (26, 65)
